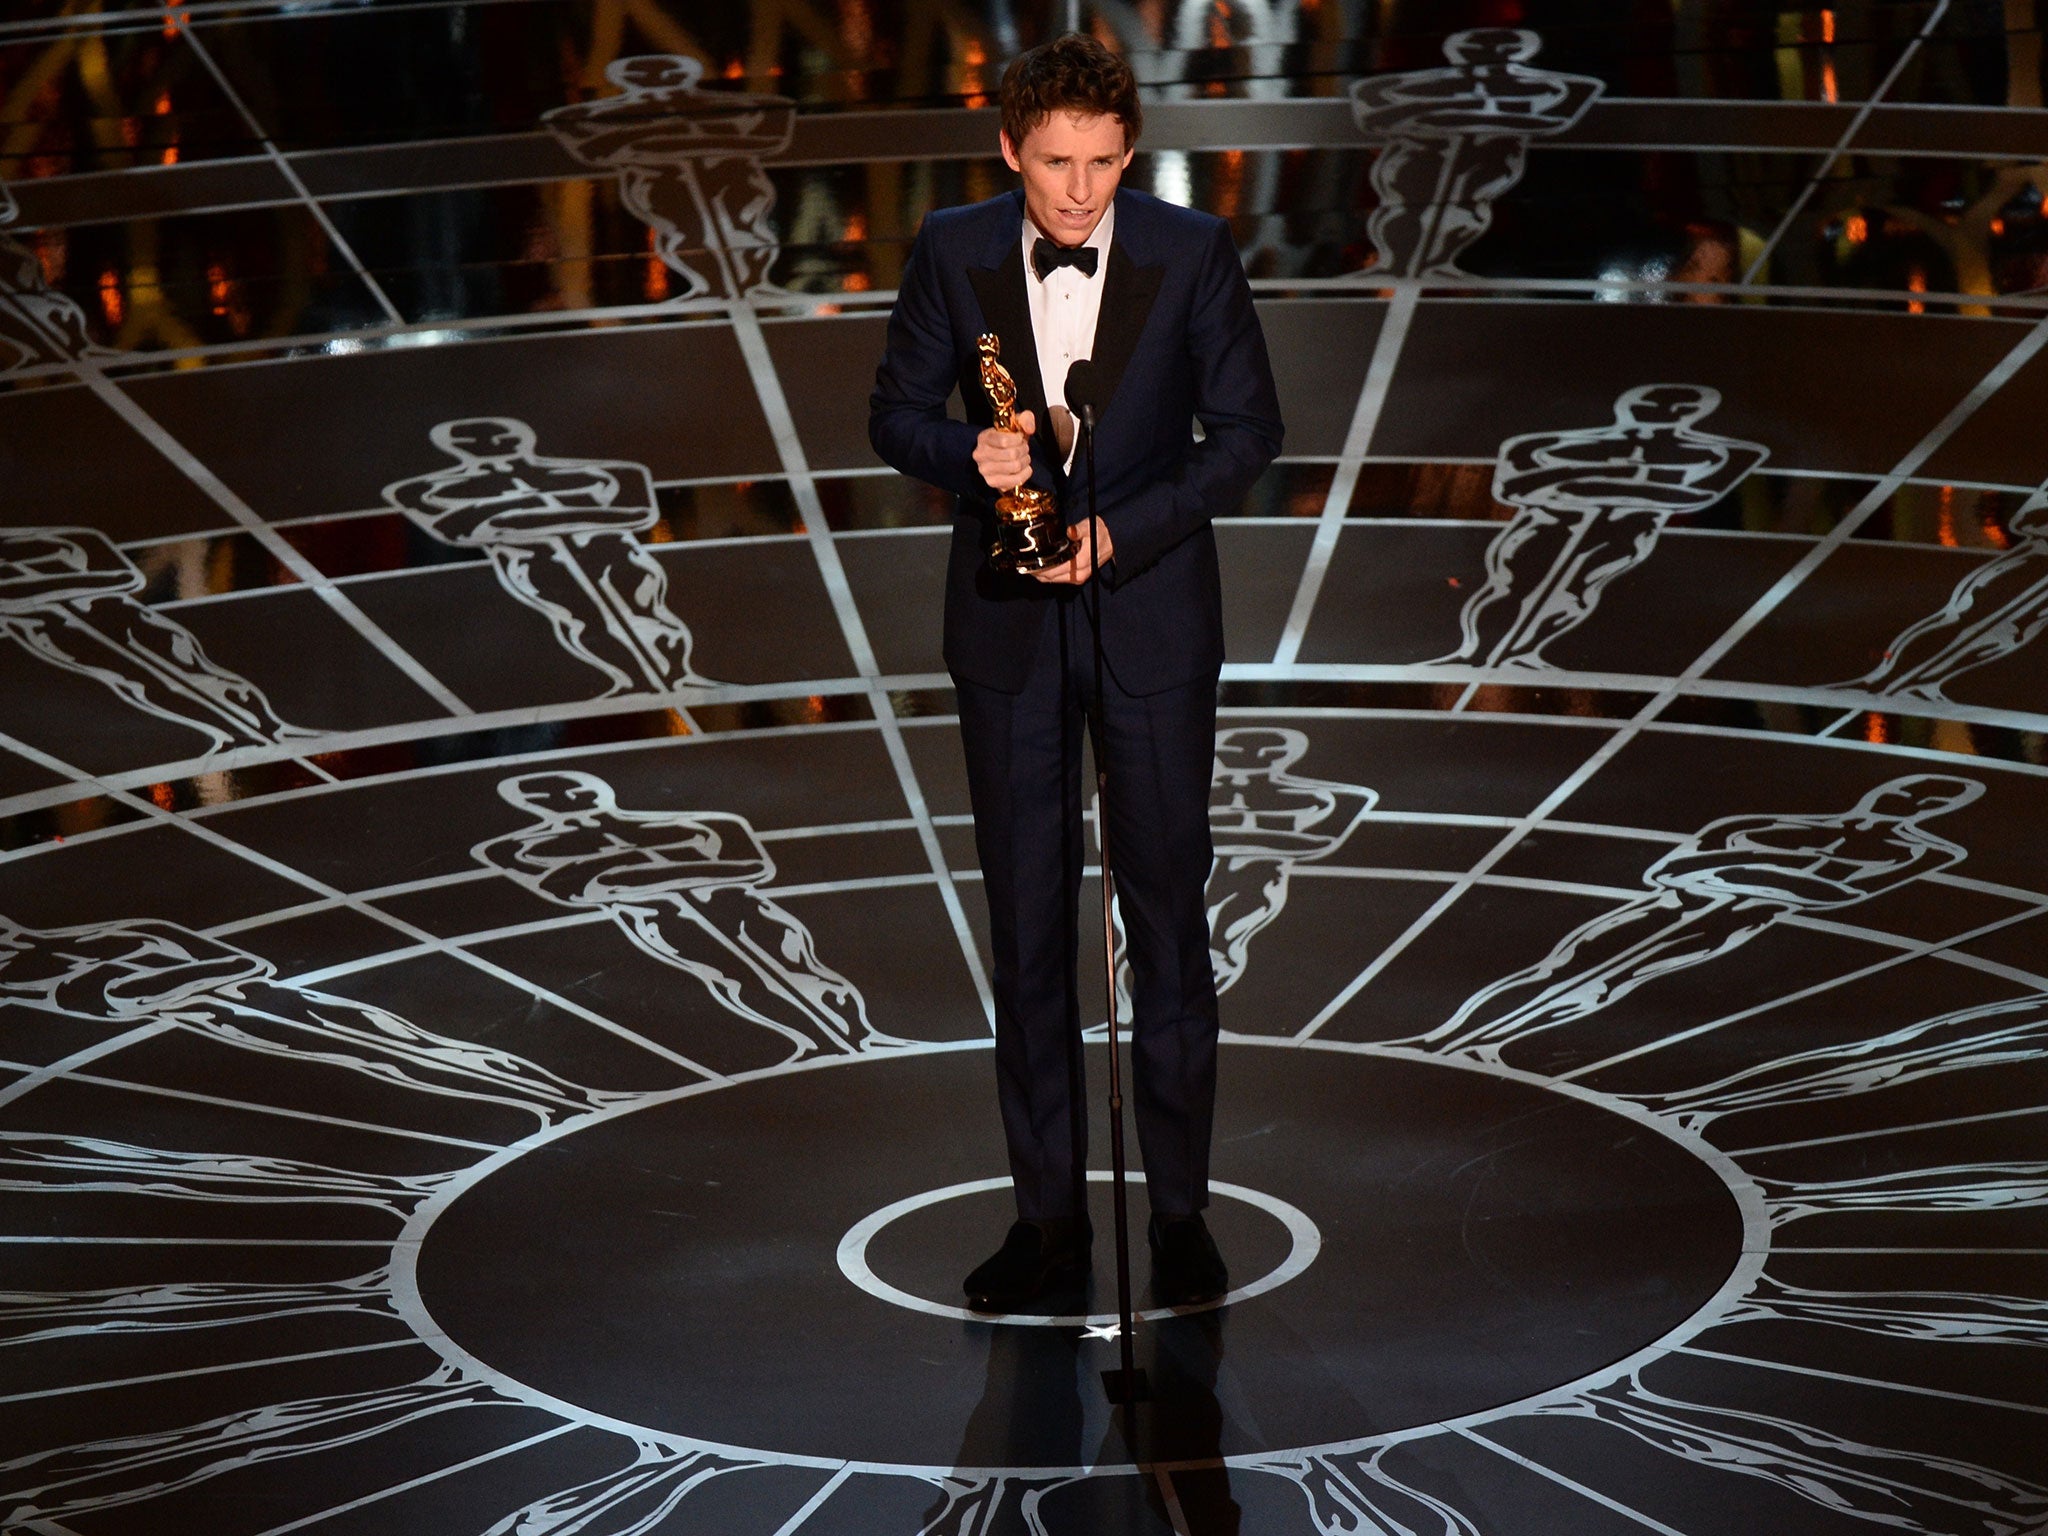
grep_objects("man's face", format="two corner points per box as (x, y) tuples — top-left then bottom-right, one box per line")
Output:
(1001, 110), (1133, 247)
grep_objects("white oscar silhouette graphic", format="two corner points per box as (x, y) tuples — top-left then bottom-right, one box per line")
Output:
(0, 915), (614, 1126)
(0, 178), (115, 373)
(1539, 1368), (2048, 1532)
(1724, 1271), (2048, 1348)
(1, 1132), (451, 1221)
(542, 54), (795, 301)
(0, 527), (310, 751)
(1350, 28), (1602, 277)
(0, 1363), (501, 1524)
(1646, 988), (2048, 1131)
(475, 771), (902, 1059)
(1419, 775), (1983, 1062)
(381, 417), (714, 696)
(1760, 1161), (2048, 1224)
(1100, 728), (1376, 1012)
(1852, 483), (2048, 700)
(1433, 384), (1768, 668)
(1253, 1450), (1481, 1536)
(1206, 727), (1378, 993)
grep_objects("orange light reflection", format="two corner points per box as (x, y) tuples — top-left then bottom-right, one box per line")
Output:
(1935, 484), (1958, 547)
(962, 39), (988, 109)
(644, 227), (669, 302)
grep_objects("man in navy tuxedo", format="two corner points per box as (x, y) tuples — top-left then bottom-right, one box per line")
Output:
(869, 34), (1283, 1310)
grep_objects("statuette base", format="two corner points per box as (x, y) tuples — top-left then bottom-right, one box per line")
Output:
(991, 488), (1072, 574)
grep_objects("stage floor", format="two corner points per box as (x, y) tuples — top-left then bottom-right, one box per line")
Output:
(4, 3), (2048, 1533)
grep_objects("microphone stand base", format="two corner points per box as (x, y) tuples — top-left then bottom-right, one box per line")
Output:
(1102, 1366), (1151, 1405)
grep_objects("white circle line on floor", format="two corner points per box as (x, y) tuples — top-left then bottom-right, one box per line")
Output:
(835, 1171), (1323, 1327)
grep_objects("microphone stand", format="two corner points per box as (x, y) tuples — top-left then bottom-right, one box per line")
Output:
(1074, 390), (1148, 1409)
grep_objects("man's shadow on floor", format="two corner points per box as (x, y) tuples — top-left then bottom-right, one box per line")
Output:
(920, 1289), (1241, 1535)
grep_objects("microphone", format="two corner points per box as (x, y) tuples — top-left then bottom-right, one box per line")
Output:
(1065, 359), (1102, 431)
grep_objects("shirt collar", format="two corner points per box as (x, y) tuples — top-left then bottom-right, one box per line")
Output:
(1021, 199), (1115, 281)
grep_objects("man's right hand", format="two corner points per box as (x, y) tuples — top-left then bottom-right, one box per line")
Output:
(974, 410), (1035, 493)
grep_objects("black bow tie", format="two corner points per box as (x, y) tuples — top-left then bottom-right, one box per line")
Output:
(1032, 237), (1099, 281)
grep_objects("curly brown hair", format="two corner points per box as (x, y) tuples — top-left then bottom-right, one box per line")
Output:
(998, 33), (1142, 152)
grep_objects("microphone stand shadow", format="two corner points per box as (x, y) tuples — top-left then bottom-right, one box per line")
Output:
(927, 1306), (1240, 1535)
(1138, 1308), (1242, 1534)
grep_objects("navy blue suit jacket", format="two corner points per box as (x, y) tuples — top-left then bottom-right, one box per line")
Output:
(869, 188), (1283, 695)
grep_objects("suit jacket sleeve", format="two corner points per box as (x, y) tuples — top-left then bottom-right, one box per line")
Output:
(1105, 217), (1283, 584)
(868, 218), (987, 504)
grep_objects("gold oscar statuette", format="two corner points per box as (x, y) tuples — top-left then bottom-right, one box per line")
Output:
(976, 333), (1073, 574)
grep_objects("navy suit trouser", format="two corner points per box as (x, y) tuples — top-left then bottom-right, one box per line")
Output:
(956, 590), (1220, 1224)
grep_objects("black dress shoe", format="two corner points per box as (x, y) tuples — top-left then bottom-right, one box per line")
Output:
(1149, 1213), (1228, 1307)
(963, 1218), (1092, 1311)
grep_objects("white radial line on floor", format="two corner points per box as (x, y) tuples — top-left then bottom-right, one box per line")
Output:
(1555, 900), (2048, 1082)
(1731, 1102), (2048, 1157)
(1272, 282), (1421, 666)
(359, 936), (722, 1081)
(176, 23), (404, 324)
(0, 729), (722, 1084)
(74, 367), (474, 717)
(247, 1423), (582, 1536)
(211, 842), (721, 1080)
(1941, 950), (2048, 990)
(0, 1235), (396, 1246)
(12, 651), (2048, 832)
(1456, 1427), (1691, 1536)
(713, 870), (939, 902)
(166, 709), (907, 818)
(729, 300), (996, 1025)
(0, 239), (2025, 385)
(1300, 300), (2048, 1041)
(1294, 709), (1647, 1040)
(0, 1337), (419, 1404)
(1741, 0), (1951, 284)
(13, 1064), (507, 1152)
(286, 911), (606, 987)
(1664, 335), (2048, 693)
(0, 1023), (172, 1113)
(770, 1464), (855, 1536)
(1152, 1468), (1196, 1536)
(17, 1519), (83, 1536)
(1774, 1246), (2048, 1255)
(1303, 863), (1640, 899)
(206, 895), (386, 940)
(1677, 1343), (2048, 1417)
(0, 256), (2006, 381)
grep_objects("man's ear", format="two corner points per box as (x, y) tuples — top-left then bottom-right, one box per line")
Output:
(999, 130), (1023, 173)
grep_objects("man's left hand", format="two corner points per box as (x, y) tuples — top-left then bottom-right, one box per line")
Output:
(1029, 519), (1114, 585)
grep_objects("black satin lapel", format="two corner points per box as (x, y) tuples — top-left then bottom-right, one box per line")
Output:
(965, 244), (1047, 424)
(1090, 241), (1163, 424)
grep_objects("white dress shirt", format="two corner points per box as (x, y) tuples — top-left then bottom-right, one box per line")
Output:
(1021, 202), (1113, 473)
